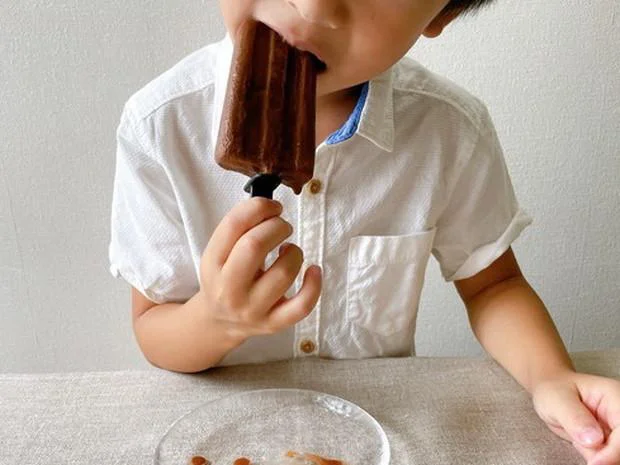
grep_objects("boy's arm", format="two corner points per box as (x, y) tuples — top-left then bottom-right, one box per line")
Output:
(455, 249), (620, 464)
(454, 247), (574, 392)
(126, 198), (322, 374)
(131, 287), (245, 373)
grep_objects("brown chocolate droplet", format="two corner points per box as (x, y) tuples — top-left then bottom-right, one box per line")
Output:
(190, 456), (209, 465)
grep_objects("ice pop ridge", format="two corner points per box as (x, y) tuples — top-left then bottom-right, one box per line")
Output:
(215, 20), (317, 196)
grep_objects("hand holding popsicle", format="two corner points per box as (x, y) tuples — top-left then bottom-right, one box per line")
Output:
(199, 198), (322, 340)
(199, 21), (321, 344)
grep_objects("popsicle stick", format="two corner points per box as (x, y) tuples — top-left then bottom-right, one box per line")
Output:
(244, 173), (282, 199)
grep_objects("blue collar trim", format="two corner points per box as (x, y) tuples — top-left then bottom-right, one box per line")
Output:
(325, 82), (370, 145)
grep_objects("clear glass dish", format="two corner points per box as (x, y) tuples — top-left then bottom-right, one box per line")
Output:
(155, 388), (390, 465)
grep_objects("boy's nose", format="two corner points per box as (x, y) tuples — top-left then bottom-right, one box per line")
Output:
(286, 0), (346, 29)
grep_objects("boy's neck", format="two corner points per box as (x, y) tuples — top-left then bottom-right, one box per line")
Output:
(315, 84), (364, 146)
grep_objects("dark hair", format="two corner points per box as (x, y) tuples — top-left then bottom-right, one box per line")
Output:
(443, 0), (496, 15)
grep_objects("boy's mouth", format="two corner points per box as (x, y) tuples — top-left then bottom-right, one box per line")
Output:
(261, 21), (327, 73)
(286, 40), (327, 73)
(309, 53), (327, 73)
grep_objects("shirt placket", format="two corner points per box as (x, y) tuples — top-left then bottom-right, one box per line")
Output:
(294, 145), (330, 358)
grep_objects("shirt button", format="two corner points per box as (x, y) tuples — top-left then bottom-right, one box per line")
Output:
(307, 179), (322, 195)
(300, 339), (316, 354)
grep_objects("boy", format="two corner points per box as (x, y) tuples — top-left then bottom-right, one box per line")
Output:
(109, 1), (620, 463)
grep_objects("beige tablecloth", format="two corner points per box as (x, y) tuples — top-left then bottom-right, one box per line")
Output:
(1, 350), (618, 465)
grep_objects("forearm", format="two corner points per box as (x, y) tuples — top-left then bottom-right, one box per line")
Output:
(133, 291), (245, 373)
(466, 276), (575, 393)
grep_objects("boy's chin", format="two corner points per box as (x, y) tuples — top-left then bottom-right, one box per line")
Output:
(316, 73), (365, 101)
(316, 72), (349, 99)
(316, 78), (345, 101)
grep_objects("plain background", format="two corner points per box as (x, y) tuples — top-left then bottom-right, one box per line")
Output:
(1, 0), (618, 373)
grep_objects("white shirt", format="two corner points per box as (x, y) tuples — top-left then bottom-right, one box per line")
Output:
(109, 36), (531, 366)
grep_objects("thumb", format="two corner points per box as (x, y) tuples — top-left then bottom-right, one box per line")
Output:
(552, 387), (605, 448)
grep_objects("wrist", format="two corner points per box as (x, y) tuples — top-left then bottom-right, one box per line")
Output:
(190, 289), (249, 348)
(528, 363), (577, 394)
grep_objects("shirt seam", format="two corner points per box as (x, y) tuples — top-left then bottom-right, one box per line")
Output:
(294, 191), (305, 358)
(119, 107), (195, 298)
(110, 264), (167, 305)
(446, 207), (531, 282)
(392, 85), (486, 133)
(434, 120), (486, 234)
(121, 106), (158, 163)
(127, 80), (216, 123)
(315, 150), (336, 355)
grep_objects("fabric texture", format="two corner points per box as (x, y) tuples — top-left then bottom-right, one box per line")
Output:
(2, 351), (618, 465)
(108, 35), (532, 365)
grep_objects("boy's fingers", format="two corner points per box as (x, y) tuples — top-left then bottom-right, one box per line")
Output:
(205, 198), (283, 267)
(251, 243), (304, 310)
(546, 423), (573, 443)
(552, 389), (605, 448)
(588, 428), (620, 465)
(222, 216), (294, 292)
(266, 265), (322, 331)
(254, 267), (265, 280)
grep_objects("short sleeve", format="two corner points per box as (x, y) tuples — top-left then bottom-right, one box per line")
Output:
(108, 107), (198, 304)
(432, 109), (533, 281)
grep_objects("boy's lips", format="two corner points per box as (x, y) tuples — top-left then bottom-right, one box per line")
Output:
(261, 22), (327, 69)
(288, 38), (324, 62)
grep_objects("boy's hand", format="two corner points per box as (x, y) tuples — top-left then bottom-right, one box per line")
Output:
(533, 372), (620, 465)
(198, 197), (322, 341)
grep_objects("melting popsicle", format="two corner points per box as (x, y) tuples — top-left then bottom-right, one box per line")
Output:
(215, 19), (318, 198)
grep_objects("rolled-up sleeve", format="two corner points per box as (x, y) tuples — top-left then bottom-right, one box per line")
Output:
(108, 106), (198, 304)
(432, 109), (532, 282)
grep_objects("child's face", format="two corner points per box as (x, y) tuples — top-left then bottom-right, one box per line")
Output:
(219, 0), (453, 97)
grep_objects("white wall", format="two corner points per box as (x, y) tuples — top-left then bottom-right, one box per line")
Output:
(1, 0), (618, 373)
(414, 0), (620, 356)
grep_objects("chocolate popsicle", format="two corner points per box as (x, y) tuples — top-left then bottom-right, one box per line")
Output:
(215, 20), (318, 198)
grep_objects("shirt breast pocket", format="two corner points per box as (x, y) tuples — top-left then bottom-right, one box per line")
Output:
(346, 229), (436, 337)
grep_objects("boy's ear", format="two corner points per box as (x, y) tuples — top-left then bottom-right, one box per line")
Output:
(423, 9), (462, 38)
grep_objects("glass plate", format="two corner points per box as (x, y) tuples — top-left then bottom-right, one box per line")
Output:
(155, 388), (390, 465)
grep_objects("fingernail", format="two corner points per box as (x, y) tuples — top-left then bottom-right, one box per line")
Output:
(578, 427), (603, 446)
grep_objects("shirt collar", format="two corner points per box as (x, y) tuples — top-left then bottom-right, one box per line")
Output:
(211, 35), (395, 154)
(358, 68), (395, 153)
(325, 82), (369, 146)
